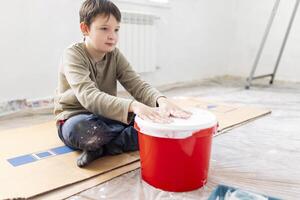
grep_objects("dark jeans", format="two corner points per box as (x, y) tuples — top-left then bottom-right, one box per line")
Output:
(57, 113), (138, 155)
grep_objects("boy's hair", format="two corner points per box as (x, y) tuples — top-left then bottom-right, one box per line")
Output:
(79, 0), (121, 27)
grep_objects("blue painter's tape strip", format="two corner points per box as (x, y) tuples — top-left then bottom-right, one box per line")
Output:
(7, 154), (37, 167)
(207, 105), (217, 109)
(35, 151), (52, 159)
(50, 146), (75, 155)
(7, 145), (76, 167)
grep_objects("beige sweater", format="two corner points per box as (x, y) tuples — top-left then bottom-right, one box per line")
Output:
(54, 42), (164, 124)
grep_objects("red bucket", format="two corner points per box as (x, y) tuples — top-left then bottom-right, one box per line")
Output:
(134, 108), (217, 192)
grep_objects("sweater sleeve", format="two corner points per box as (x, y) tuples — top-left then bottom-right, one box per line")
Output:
(63, 48), (133, 124)
(115, 49), (165, 107)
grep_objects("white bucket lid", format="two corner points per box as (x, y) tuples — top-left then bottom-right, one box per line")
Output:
(135, 108), (217, 139)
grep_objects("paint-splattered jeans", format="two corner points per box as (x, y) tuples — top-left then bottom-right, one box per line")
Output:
(57, 113), (139, 155)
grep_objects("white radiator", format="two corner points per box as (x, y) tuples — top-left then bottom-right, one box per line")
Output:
(117, 11), (158, 73)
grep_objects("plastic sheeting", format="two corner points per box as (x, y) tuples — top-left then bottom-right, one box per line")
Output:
(68, 78), (300, 200)
(207, 185), (280, 200)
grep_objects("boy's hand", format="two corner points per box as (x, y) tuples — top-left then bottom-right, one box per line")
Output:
(157, 97), (192, 119)
(130, 101), (172, 123)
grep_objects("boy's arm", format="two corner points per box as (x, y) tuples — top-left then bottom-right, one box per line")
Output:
(115, 49), (164, 107)
(63, 48), (133, 124)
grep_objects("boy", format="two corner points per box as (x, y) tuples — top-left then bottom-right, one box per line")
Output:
(54, 0), (191, 167)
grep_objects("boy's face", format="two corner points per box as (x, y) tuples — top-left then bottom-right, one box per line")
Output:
(83, 14), (120, 54)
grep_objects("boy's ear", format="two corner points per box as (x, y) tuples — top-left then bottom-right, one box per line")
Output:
(80, 22), (89, 36)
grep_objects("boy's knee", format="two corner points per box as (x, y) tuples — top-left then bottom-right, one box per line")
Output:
(71, 121), (101, 150)
(81, 135), (104, 151)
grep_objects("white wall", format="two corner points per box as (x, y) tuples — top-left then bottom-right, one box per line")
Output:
(227, 0), (300, 82)
(0, 0), (84, 102)
(115, 0), (235, 86)
(0, 0), (299, 102)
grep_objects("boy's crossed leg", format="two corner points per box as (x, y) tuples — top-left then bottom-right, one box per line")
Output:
(58, 113), (138, 167)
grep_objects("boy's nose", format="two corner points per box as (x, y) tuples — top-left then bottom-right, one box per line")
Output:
(108, 32), (117, 40)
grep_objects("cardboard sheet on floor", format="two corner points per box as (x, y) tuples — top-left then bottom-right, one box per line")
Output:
(0, 122), (140, 199)
(171, 97), (271, 136)
(30, 161), (141, 200)
(0, 97), (271, 199)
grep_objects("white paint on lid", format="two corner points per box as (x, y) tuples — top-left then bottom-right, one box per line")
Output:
(135, 108), (217, 139)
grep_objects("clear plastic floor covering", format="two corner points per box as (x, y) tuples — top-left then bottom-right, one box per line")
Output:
(2, 77), (298, 200)
(67, 78), (300, 200)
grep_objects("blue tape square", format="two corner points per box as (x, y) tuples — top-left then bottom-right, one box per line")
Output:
(7, 154), (37, 167)
(50, 146), (75, 155)
(207, 105), (217, 109)
(35, 151), (52, 159)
